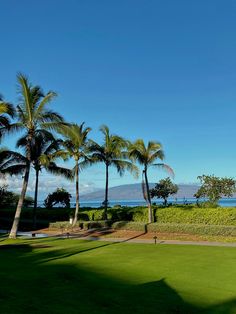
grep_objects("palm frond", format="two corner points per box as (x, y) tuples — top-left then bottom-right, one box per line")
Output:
(0, 102), (15, 118)
(34, 91), (57, 119)
(112, 159), (139, 178)
(17, 73), (33, 122)
(0, 164), (26, 176)
(152, 163), (175, 178)
(46, 163), (74, 181)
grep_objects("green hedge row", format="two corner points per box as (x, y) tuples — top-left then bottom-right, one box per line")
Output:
(155, 207), (236, 226)
(1, 205), (236, 226)
(112, 221), (147, 232)
(112, 221), (236, 236)
(49, 220), (112, 230)
(49, 220), (236, 236)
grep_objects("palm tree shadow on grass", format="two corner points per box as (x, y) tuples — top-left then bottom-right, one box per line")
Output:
(0, 243), (235, 314)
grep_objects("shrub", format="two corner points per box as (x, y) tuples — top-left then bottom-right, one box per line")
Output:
(132, 208), (148, 222)
(111, 221), (236, 236)
(107, 207), (133, 221)
(147, 223), (236, 236)
(49, 221), (72, 229)
(155, 207), (236, 226)
(112, 221), (147, 232)
(81, 209), (104, 221)
(83, 220), (112, 229)
(49, 220), (112, 230)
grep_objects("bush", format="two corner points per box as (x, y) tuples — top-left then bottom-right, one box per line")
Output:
(49, 221), (72, 229)
(111, 221), (236, 236)
(147, 223), (236, 236)
(83, 220), (112, 229)
(107, 207), (133, 221)
(132, 207), (149, 222)
(155, 207), (236, 226)
(112, 221), (147, 232)
(49, 220), (112, 230)
(81, 209), (104, 221)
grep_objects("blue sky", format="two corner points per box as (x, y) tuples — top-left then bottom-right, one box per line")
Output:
(1, 0), (236, 197)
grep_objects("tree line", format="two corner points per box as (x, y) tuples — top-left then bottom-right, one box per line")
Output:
(0, 74), (173, 238)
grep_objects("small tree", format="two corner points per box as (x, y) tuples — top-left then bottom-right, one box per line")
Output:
(44, 188), (71, 209)
(0, 185), (33, 208)
(150, 177), (178, 206)
(194, 175), (236, 206)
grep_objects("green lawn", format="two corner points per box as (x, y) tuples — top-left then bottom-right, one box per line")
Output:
(0, 237), (236, 313)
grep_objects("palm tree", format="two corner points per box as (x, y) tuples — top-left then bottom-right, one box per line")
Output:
(0, 149), (27, 177)
(0, 96), (15, 140)
(128, 139), (174, 223)
(89, 125), (138, 219)
(8, 74), (65, 238)
(17, 130), (73, 228)
(59, 123), (91, 226)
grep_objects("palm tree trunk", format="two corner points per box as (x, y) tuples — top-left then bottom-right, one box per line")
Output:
(9, 164), (30, 238)
(104, 163), (109, 220)
(73, 161), (79, 226)
(164, 197), (167, 207)
(144, 168), (153, 223)
(33, 169), (39, 229)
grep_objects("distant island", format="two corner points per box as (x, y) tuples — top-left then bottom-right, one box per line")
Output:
(80, 183), (203, 201)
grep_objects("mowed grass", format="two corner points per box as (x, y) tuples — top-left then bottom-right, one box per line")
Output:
(0, 237), (236, 314)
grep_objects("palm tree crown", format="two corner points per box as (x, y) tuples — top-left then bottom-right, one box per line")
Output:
(12, 74), (63, 136)
(129, 139), (174, 222)
(59, 122), (92, 225)
(16, 130), (72, 227)
(9, 74), (65, 238)
(89, 125), (138, 218)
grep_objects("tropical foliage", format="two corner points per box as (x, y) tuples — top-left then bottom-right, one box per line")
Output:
(58, 123), (91, 225)
(89, 125), (138, 219)
(44, 188), (72, 209)
(150, 177), (178, 206)
(6, 74), (65, 238)
(194, 175), (236, 207)
(128, 139), (174, 222)
(16, 130), (72, 227)
(0, 74), (175, 237)
(0, 96), (14, 140)
(0, 185), (33, 208)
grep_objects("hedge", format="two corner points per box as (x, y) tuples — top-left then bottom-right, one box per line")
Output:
(112, 221), (147, 232)
(147, 223), (236, 236)
(1, 205), (236, 226)
(155, 207), (236, 226)
(111, 221), (236, 236)
(49, 220), (112, 230)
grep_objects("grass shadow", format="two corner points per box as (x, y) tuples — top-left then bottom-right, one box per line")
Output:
(0, 240), (235, 314)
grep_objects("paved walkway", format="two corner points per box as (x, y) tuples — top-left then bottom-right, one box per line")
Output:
(2, 229), (236, 247)
(65, 235), (236, 247)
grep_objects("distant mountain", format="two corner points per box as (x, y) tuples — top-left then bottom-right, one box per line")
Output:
(80, 183), (201, 201)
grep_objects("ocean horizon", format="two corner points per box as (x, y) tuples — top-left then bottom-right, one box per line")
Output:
(37, 198), (236, 208)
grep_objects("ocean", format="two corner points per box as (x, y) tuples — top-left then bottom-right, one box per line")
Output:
(37, 198), (236, 208)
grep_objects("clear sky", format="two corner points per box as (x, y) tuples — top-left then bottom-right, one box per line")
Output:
(1, 0), (236, 197)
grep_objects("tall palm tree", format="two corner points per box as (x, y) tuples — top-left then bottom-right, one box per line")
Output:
(128, 139), (174, 223)
(59, 123), (91, 226)
(8, 74), (65, 238)
(89, 125), (138, 219)
(17, 130), (73, 228)
(0, 96), (15, 140)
